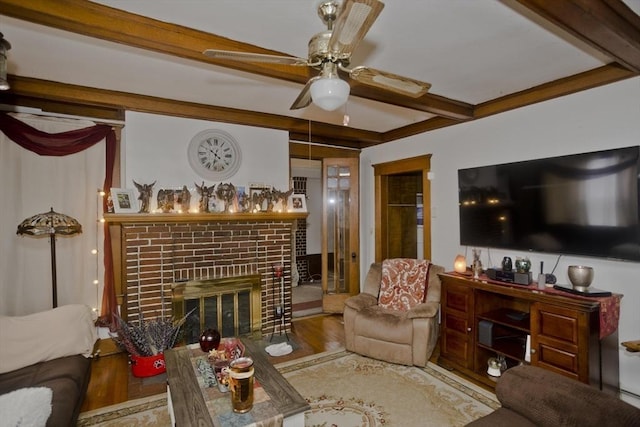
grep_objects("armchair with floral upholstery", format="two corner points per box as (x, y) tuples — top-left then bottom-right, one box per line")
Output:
(343, 259), (444, 367)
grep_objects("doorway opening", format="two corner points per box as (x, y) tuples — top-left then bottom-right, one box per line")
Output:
(291, 158), (323, 317)
(289, 142), (361, 317)
(374, 155), (432, 262)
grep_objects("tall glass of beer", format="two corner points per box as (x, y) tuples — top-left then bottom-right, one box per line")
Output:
(229, 357), (254, 413)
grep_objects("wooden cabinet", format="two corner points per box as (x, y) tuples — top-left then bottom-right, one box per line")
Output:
(438, 273), (619, 394)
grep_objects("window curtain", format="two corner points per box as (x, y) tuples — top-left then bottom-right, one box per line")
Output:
(0, 112), (117, 326)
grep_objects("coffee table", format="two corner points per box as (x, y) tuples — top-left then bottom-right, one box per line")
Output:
(164, 339), (309, 427)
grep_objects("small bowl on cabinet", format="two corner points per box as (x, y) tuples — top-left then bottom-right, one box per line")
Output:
(567, 265), (594, 291)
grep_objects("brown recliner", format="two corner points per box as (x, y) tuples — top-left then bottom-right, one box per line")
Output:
(343, 261), (444, 367)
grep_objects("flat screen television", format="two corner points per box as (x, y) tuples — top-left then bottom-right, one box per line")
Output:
(458, 146), (640, 262)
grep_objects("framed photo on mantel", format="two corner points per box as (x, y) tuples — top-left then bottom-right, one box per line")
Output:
(287, 194), (307, 213)
(111, 188), (138, 213)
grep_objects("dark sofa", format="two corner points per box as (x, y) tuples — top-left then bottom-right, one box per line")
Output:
(0, 355), (91, 426)
(0, 305), (97, 426)
(467, 364), (640, 427)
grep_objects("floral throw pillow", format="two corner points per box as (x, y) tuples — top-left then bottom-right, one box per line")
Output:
(378, 259), (430, 311)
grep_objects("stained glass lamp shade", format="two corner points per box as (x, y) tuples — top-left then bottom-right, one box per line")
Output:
(17, 208), (82, 308)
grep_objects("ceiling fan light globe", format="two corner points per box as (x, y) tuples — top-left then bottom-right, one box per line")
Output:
(310, 77), (350, 111)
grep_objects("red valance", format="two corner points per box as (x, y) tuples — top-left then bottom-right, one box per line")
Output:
(0, 112), (117, 328)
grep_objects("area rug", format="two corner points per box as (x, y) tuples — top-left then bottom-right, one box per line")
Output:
(278, 350), (499, 426)
(78, 349), (499, 426)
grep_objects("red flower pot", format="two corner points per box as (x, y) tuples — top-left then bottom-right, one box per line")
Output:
(130, 353), (166, 377)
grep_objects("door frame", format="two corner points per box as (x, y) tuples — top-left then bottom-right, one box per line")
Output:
(289, 142), (360, 311)
(373, 154), (432, 262)
(321, 157), (360, 313)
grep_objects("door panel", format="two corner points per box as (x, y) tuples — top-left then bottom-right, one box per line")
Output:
(322, 157), (359, 313)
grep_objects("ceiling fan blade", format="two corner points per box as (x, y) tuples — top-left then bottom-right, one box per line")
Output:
(203, 49), (309, 66)
(349, 66), (431, 98)
(328, 0), (385, 59)
(290, 76), (321, 110)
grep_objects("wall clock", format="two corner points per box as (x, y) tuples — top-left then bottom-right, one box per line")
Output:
(188, 129), (242, 181)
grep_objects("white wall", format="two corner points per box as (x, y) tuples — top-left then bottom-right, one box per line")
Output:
(360, 77), (640, 403)
(122, 112), (290, 207)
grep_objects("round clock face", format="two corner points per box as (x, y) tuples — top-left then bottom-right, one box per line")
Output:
(188, 129), (242, 181)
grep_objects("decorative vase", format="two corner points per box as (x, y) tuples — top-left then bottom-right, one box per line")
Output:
(199, 328), (221, 352)
(515, 257), (531, 273)
(130, 353), (166, 378)
(502, 257), (512, 272)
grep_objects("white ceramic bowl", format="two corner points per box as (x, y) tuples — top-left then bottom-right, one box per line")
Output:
(568, 265), (594, 289)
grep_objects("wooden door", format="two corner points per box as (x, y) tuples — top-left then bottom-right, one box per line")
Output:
(322, 157), (359, 313)
(440, 278), (475, 369)
(530, 302), (585, 382)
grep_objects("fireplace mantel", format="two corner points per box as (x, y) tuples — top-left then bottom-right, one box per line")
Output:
(104, 212), (308, 224)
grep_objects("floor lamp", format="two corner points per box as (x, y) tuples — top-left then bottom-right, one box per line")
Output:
(17, 207), (82, 308)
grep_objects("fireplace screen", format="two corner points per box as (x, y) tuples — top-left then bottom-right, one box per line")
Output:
(172, 275), (262, 344)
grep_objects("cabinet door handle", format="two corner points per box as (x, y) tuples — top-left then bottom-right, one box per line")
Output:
(467, 327), (472, 332)
(530, 349), (536, 354)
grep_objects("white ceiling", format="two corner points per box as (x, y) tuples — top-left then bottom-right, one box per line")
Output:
(1, 0), (639, 134)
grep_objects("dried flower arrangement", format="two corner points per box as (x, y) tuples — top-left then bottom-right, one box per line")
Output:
(110, 308), (196, 356)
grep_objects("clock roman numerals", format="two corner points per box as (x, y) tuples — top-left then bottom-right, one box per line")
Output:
(188, 129), (241, 180)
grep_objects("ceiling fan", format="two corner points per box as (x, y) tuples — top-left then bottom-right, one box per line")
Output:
(203, 0), (432, 111)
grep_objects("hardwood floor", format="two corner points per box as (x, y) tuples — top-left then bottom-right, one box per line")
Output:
(80, 314), (346, 412)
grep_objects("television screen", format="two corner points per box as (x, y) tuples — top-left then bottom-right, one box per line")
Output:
(458, 146), (640, 262)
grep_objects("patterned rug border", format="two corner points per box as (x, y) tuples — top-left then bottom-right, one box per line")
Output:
(422, 362), (500, 409)
(77, 392), (167, 426)
(275, 347), (349, 372)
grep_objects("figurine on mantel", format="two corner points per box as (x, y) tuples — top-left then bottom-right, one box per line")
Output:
(196, 182), (216, 213)
(133, 181), (155, 213)
(472, 248), (483, 279)
(216, 183), (236, 213)
(272, 188), (295, 211)
(251, 189), (268, 212)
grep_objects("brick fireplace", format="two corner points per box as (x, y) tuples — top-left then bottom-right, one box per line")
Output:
(105, 213), (306, 336)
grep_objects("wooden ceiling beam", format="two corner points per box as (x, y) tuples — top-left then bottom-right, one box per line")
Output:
(475, 63), (635, 118)
(0, 0), (472, 120)
(0, 0), (310, 83)
(0, 93), (125, 121)
(377, 62), (635, 143)
(1, 75), (380, 147)
(377, 117), (462, 146)
(515, 0), (640, 72)
(289, 142), (360, 159)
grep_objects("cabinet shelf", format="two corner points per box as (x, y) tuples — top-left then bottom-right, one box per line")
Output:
(477, 337), (527, 361)
(477, 308), (530, 332)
